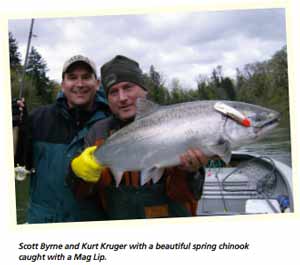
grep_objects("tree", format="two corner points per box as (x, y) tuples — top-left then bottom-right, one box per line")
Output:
(149, 65), (164, 88)
(9, 32), (22, 69)
(169, 78), (187, 104)
(220, 77), (236, 100)
(9, 32), (23, 99)
(211, 65), (223, 88)
(207, 66), (236, 100)
(196, 74), (210, 100)
(26, 46), (53, 104)
(234, 45), (289, 125)
(267, 46), (288, 99)
(145, 65), (170, 104)
(266, 46), (289, 122)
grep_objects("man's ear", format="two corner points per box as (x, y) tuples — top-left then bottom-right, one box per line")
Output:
(61, 81), (65, 93)
(96, 79), (100, 90)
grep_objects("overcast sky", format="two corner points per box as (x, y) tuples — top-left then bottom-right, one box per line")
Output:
(8, 8), (286, 89)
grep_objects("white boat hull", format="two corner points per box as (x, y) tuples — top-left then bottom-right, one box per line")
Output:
(197, 153), (293, 216)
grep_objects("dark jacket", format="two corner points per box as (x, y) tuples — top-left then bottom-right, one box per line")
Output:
(15, 90), (110, 223)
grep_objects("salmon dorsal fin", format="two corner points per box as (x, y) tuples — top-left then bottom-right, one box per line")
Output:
(135, 97), (160, 120)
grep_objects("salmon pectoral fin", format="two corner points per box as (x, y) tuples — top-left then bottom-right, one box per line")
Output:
(208, 141), (232, 164)
(152, 168), (165, 184)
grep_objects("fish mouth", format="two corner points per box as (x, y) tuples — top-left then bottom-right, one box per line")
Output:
(254, 113), (280, 135)
(263, 116), (280, 127)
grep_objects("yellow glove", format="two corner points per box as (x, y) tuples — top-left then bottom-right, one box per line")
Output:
(71, 146), (104, 183)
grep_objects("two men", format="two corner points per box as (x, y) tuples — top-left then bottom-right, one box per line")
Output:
(71, 55), (208, 220)
(14, 55), (110, 223)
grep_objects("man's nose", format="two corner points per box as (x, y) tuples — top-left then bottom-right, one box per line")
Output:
(75, 78), (84, 86)
(118, 90), (128, 101)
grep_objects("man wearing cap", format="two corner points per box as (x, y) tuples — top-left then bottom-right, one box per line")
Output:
(14, 55), (110, 223)
(70, 55), (208, 220)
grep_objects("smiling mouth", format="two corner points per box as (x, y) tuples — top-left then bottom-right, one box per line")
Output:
(72, 87), (89, 94)
(120, 105), (133, 111)
(74, 92), (87, 96)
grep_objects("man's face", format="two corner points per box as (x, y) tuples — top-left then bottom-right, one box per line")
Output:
(61, 62), (99, 109)
(108, 81), (147, 121)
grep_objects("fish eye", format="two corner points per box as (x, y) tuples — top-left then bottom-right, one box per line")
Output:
(254, 113), (267, 122)
(246, 112), (260, 120)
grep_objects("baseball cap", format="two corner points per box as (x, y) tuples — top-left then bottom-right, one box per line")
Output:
(62, 55), (97, 78)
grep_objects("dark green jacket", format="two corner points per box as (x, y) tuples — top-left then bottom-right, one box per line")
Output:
(15, 90), (110, 223)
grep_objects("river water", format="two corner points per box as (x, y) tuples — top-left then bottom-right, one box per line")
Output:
(236, 126), (292, 167)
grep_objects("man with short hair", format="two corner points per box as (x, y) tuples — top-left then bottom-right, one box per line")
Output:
(71, 55), (207, 219)
(14, 55), (110, 223)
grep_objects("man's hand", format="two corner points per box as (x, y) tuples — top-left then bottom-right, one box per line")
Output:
(12, 98), (26, 127)
(71, 146), (104, 183)
(179, 148), (208, 172)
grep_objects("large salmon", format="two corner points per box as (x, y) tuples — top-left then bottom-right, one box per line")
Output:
(94, 98), (280, 186)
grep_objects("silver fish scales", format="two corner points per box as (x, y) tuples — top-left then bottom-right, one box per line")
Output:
(94, 98), (280, 186)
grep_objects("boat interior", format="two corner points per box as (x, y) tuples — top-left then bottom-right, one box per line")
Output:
(197, 153), (293, 216)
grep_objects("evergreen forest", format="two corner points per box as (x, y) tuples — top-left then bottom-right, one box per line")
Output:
(9, 32), (290, 125)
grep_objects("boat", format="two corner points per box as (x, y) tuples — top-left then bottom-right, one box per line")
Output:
(197, 152), (293, 216)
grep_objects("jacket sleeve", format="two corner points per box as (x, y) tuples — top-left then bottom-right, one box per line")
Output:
(66, 168), (98, 200)
(14, 112), (33, 169)
(165, 166), (205, 202)
(67, 122), (108, 200)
